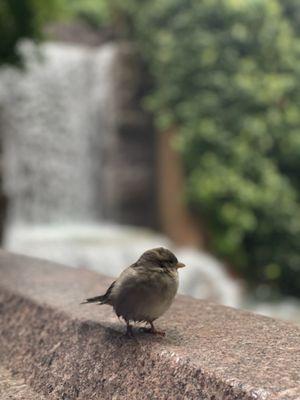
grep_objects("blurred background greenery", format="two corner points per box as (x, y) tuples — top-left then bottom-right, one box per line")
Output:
(1, 0), (300, 300)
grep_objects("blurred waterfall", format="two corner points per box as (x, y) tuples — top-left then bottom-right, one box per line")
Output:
(0, 41), (116, 224)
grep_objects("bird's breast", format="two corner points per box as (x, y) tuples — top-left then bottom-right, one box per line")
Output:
(113, 268), (178, 322)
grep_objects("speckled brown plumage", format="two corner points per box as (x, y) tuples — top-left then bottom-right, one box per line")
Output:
(82, 247), (186, 336)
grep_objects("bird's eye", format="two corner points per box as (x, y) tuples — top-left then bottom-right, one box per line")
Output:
(163, 259), (173, 267)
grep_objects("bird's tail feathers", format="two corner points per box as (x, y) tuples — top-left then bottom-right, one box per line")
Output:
(80, 281), (115, 305)
(80, 294), (107, 305)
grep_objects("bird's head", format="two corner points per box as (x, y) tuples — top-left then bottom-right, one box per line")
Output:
(137, 247), (185, 270)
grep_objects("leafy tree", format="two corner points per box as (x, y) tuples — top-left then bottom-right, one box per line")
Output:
(281, 0), (300, 35)
(110, 0), (300, 298)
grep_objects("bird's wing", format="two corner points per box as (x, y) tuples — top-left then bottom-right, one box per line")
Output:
(102, 280), (116, 302)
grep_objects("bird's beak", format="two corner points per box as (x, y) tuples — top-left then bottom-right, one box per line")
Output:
(176, 262), (186, 269)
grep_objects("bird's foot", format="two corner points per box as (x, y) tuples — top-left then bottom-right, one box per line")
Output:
(139, 325), (165, 336)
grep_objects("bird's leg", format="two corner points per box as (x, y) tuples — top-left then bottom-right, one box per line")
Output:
(149, 322), (165, 336)
(125, 321), (134, 337)
(140, 322), (165, 336)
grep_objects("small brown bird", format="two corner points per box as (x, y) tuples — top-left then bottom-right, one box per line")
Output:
(81, 247), (185, 336)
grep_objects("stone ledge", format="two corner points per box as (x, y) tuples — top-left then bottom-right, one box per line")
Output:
(0, 367), (46, 400)
(0, 251), (300, 400)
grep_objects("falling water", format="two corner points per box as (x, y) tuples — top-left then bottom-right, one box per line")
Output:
(0, 41), (117, 224)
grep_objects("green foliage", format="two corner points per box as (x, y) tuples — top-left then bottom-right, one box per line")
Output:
(110, 0), (300, 298)
(0, 0), (60, 65)
(62, 0), (109, 28)
(281, 0), (300, 35)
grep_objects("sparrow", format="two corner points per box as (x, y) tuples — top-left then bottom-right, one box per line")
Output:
(81, 247), (186, 336)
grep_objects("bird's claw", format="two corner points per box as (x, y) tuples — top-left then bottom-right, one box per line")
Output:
(139, 327), (165, 336)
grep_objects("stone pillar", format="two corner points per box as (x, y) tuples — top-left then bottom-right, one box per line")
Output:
(158, 129), (204, 246)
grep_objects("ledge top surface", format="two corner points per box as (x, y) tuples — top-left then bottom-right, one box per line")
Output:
(1, 250), (300, 400)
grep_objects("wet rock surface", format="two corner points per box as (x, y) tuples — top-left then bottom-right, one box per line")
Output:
(0, 251), (300, 399)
